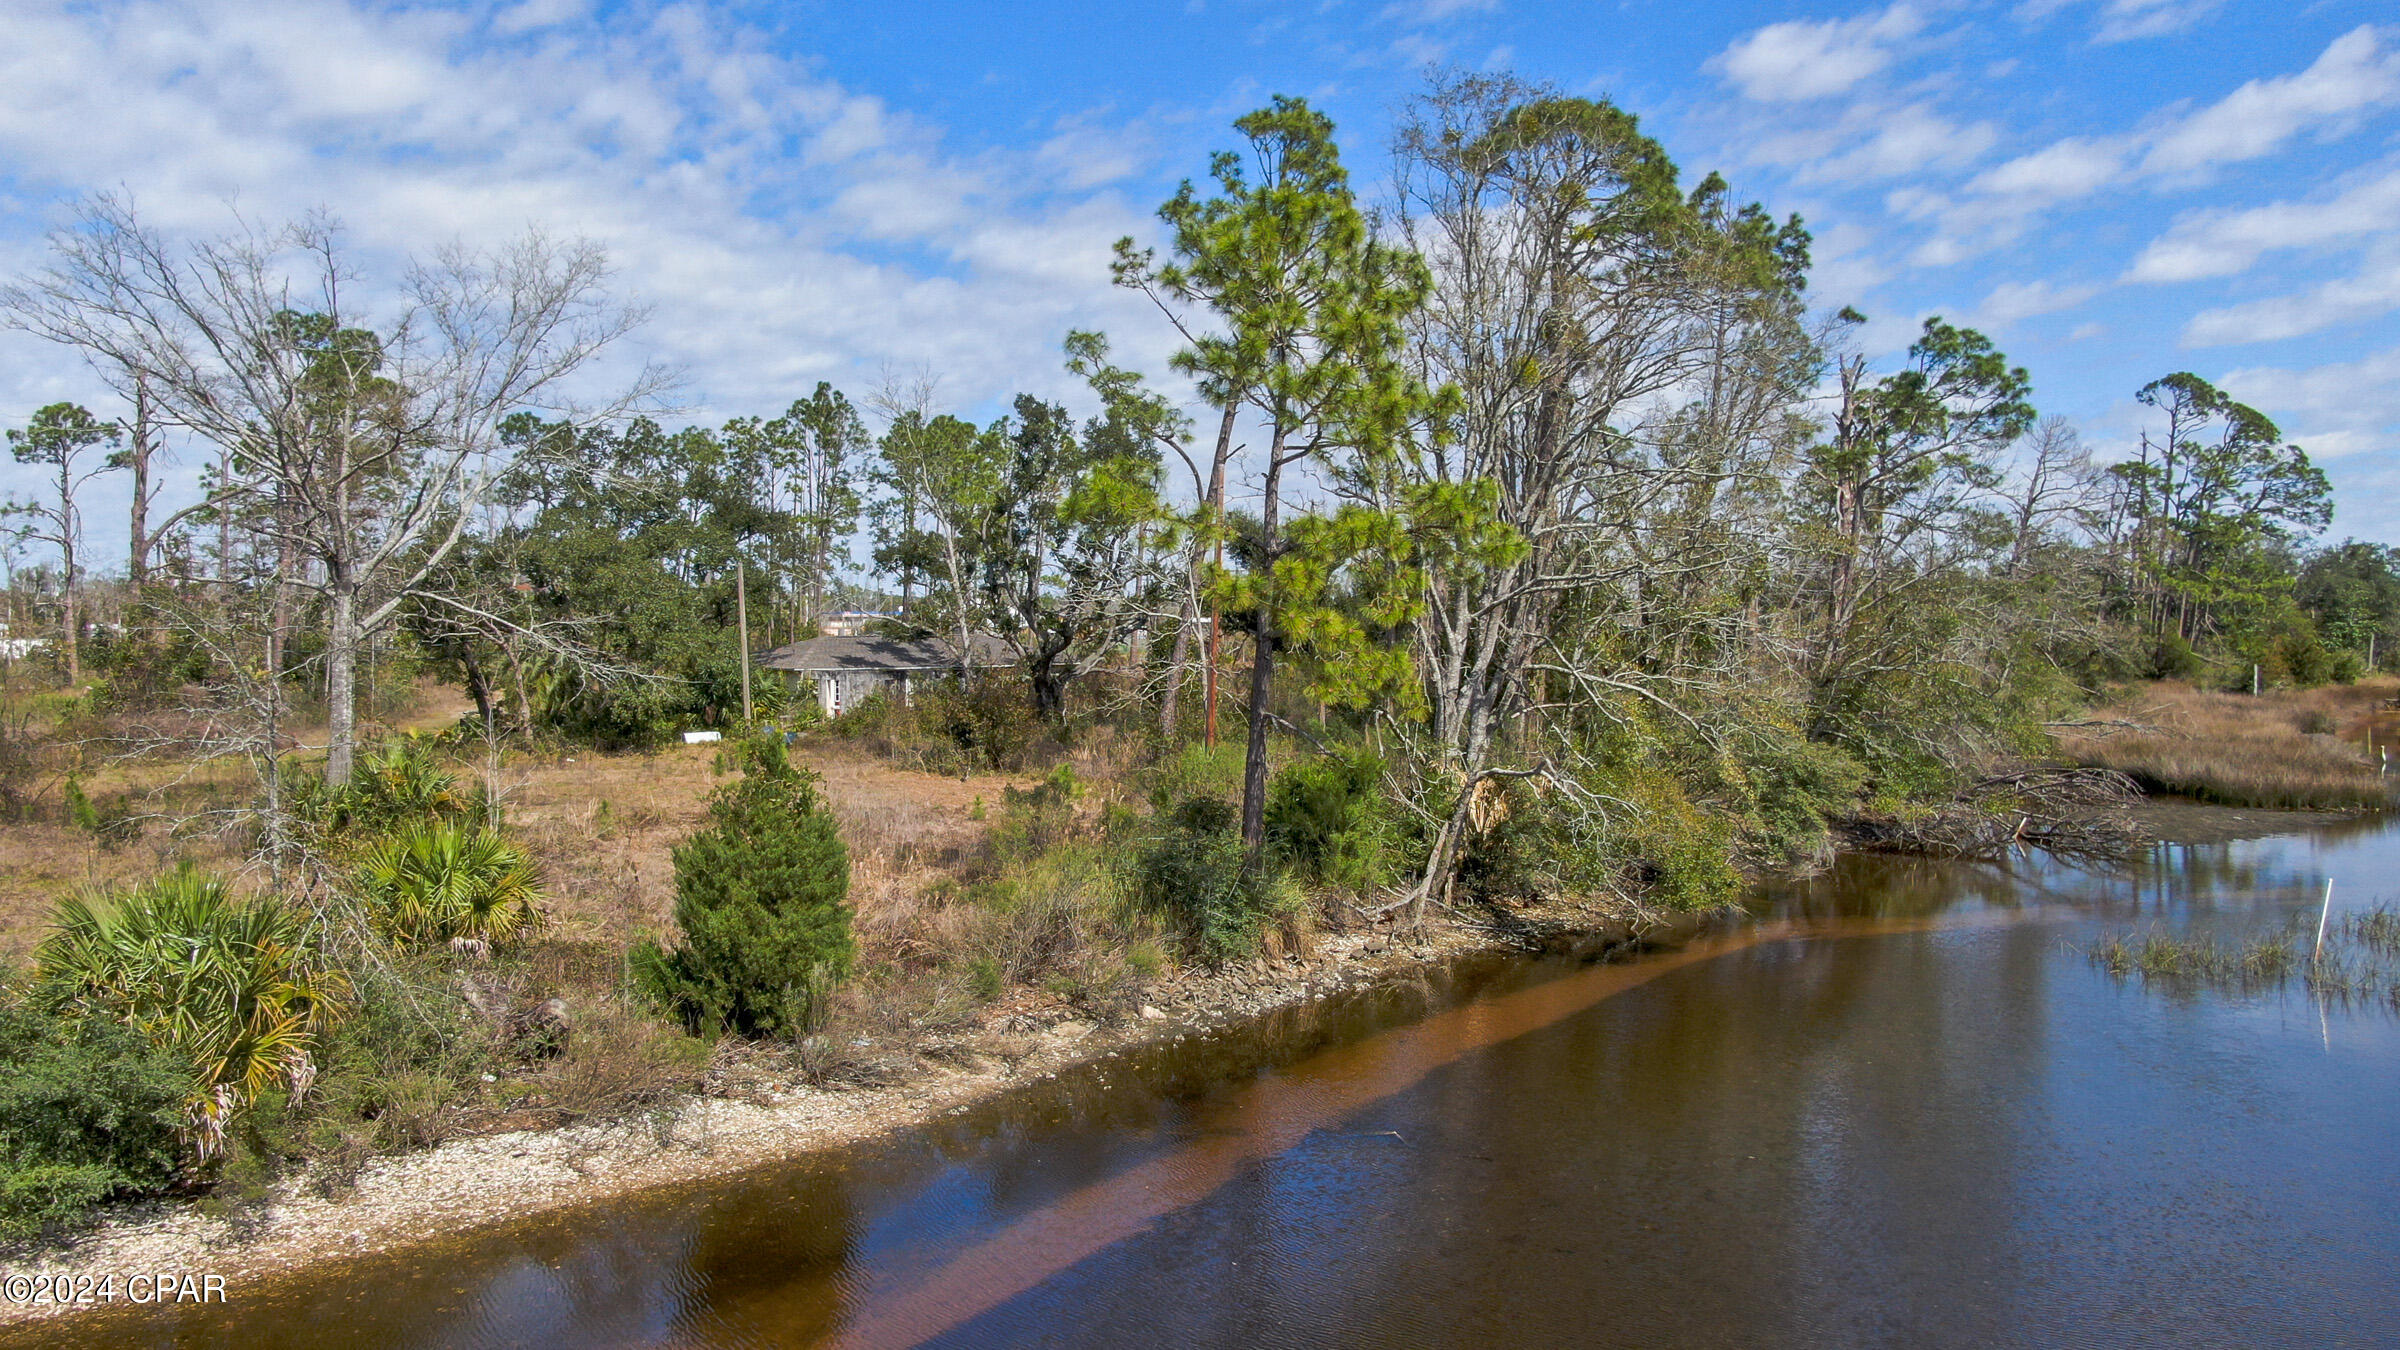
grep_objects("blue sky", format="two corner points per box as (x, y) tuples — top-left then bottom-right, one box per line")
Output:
(0, 0), (2395, 563)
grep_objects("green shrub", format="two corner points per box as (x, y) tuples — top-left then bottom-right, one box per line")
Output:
(991, 765), (1083, 861)
(31, 865), (347, 1157)
(828, 674), (1050, 774)
(0, 1003), (186, 1241)
(289, 738), (474, 845)
(63, 775), (139, 850)
(1130, 797), (1288, 963)
(633, 736), (853, 1038)
(352, 821), (545, 949)
(1140, 739), (1247, 812)
(2148, 632), (2204, 680)
(1264, 751), (1395, 891)
(1733, 725), (1867, 862)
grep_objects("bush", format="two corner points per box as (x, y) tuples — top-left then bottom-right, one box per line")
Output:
(0, 1004), (186, 1241)
(32, 866), (346, 1157)
(633, 736), (853, 1037)
(1130, 797), (1290, 963)
(2148, 632), (2204, 681)
(1733, 725), (1867, 862)
(63, 775), (139, 850)
(831, 673), (1050, 774)
(352, 821), (545, 949)
(1140, 739), (1247, 812)
(1264, 751), (1395, 891)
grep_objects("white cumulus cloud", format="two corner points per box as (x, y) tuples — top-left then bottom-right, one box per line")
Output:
(1710, 4), (1924, 103)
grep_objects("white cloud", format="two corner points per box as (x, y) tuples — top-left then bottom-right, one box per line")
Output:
(2090, 0), (2221, 44)
(1965, 136), (2129, 203)
(2217, 346), (2400, 470)
(1710, 4), (1924, 103)
(492, 0), (588, 38)
(1800, 104), (1999, 183)
(0, 0), (1178, 553)
(1901, 28), (2399, 269)
(2127, 161), (2400, 283)
(1976, 278), (2101, 327)
(2181, 243), (2400, 346)
(2022, 0), (2222, 44)
(2139, 25), (2400, 177)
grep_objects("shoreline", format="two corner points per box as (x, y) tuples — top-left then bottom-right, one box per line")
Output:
(2, 794), (2375, 1327)
(0, 891), (1671, 1327)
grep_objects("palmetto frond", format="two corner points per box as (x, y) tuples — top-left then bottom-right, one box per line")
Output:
(30, 864), (345, 1158)
(352, 820), (546, 948)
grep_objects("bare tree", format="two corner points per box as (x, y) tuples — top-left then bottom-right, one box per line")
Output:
(2001, 416), (2105, 575)
(4, 197), (666, 784)
(1383, 74), (1816, 910)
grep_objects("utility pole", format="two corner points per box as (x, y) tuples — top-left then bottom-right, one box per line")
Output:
(735, 557), (754, 726)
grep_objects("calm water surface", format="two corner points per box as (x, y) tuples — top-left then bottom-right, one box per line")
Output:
(19, 812), (2400, 1349)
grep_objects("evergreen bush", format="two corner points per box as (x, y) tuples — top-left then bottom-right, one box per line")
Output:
(1264, 751), (1394, 891)
(0, 1003), (186, 1241)
(633, 736), (853, 1037)
(1131, 796), (1286, 962)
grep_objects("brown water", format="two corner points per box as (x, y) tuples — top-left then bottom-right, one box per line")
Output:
(16, 813), (2400, 1349)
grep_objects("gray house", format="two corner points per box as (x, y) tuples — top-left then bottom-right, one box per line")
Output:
(755, 633), (1013, 717)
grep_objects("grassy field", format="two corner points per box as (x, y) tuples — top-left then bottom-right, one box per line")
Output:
(2055, 677), (2397, 811)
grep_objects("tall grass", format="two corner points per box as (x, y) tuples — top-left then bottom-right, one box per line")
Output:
(2058, 680), (2394, 810)
(2089, 905), (2400, 1009)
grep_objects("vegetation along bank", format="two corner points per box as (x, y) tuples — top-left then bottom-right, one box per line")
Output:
(1, 71), (2395, 1314)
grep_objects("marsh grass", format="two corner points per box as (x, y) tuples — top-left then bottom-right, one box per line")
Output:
(2057, 679), (2395, 811)
(2090, 904), (2400, 1010)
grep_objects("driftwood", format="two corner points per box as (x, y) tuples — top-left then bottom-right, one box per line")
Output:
(1846, 766), (2142, 863)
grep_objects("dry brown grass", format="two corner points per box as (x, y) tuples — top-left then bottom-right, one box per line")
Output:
(497, 736), (1036, 950)
(2057, 677), (2398, 811)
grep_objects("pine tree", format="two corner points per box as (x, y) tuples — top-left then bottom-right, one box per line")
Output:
(635, 737), (853, 1037)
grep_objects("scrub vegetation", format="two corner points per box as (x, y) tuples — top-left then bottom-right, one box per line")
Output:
(0, 71), (2394, 1245)
(2091, 905), (2400, 1009)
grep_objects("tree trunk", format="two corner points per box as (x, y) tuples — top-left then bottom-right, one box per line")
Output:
(127, 379), (155, 590)
(1239, 425), (1287, 857)
(1159, 593), (1196, 738)
(462, 649), (495, 727)
(60, 538), (78, 686)
(324, 574), (358, 787)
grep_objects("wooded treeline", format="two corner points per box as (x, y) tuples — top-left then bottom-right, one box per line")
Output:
(2, 75), (2392, 902)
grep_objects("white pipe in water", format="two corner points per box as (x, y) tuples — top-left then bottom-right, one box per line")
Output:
(2313, 878), (2334, 962)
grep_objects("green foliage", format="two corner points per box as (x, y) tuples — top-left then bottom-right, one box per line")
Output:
(0, 1003), (187, 1241)
(2297, 541), (2400, 665)
(489, 413), (847, 748)
(283, 738), (477, 857)
(832, 674), (1052, 774)
(1141, 739), (1249, 811)
(351, 822), (545, 949)
(1129, 797), (1293, 962)
(1727, 725), (1868, 863)
(992, 766), (1084, 860)
(62, 774), (138, 849)
(634, 736), (853, 1038)
(2148, 632), (2204, 680)
(1264, 751), (1396, 891)
(31, 866), (346, 1156)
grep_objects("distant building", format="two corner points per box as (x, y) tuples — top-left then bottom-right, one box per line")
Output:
(817, 611), (896, 637)
(755, 633), (1014, 717)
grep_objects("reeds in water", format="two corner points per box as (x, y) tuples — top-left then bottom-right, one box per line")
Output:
(2089, 904), (2400, 1010)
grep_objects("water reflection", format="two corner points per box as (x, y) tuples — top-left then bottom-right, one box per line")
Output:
(11, 810), (2396, 1349)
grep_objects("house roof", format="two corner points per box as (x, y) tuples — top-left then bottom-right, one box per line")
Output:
(753, 632), (1014, 673)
